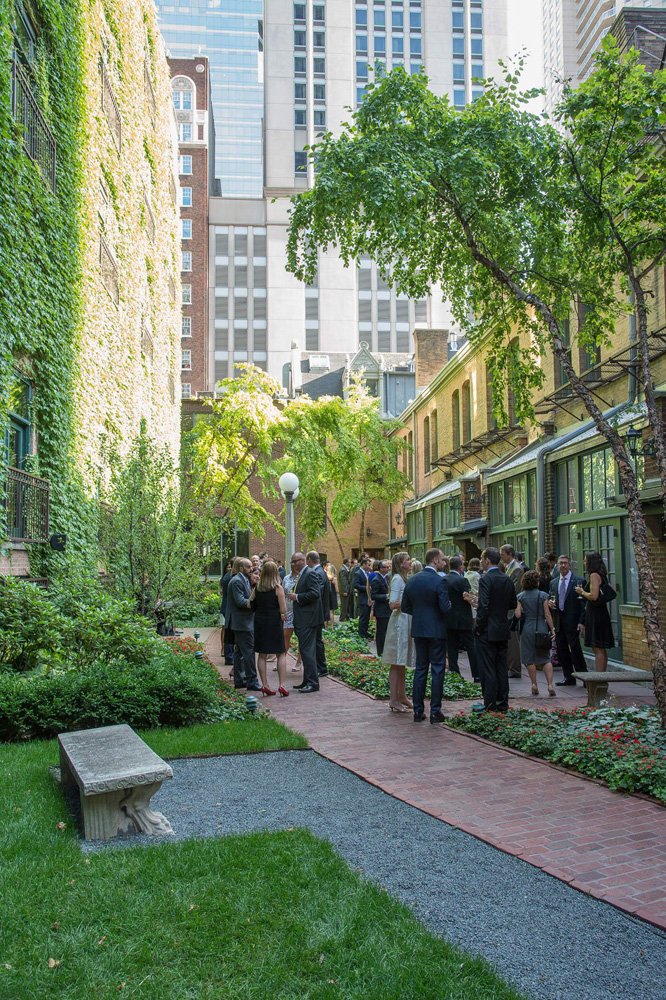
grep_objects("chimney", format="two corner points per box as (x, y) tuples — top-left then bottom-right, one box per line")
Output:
(413, 328), (449, 391)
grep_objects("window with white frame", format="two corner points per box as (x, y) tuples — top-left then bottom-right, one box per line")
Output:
(182, 283), (192, 304)
(181, 316), (192, 337)
(179, 155), (192, 175)
(178, 123), (193, 142)
(172, 90), (192, 111)
(182, 219), (192, 239)
(181, 187), (192, 207)
(181, 251), (192, 271)
(181, 350), (192, 370)
(181, 382), (192, 399)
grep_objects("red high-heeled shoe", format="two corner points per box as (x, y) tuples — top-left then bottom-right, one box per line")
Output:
(261, 686), (276, 697)
(278, 686), (289, 698)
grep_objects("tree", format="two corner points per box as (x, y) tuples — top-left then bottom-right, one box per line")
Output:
(275, 377), (410, 558)
(285, 48), (666, 721)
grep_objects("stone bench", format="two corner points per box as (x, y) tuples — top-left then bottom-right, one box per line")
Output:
(572, 671), (653, 708)
(58, 724), (174, 840)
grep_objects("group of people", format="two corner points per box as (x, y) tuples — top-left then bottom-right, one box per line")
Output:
(219, 550), (334, 697)
(372, 544), (615, 721)
(218, 541), (615, 720)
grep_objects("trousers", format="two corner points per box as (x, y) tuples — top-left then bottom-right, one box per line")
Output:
(316, 625), (327, 676)
(357, 603), (370, 639)
(447, 627), (478, 680)
(233, 629), (258, 689)
(476, 633), (509, 712)
(412, 636), (447, 716)
(556, 628), (587, 679)
(374, 616), (389, 658)
(295, 624), (319, 688)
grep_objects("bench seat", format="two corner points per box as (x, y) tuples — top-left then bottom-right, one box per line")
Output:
(58, 724), (174, 840)
(572, 671), (653, 707)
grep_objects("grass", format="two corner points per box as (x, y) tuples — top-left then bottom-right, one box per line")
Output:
(140, 717), (308, 758)
(0, 723), (527, 1000)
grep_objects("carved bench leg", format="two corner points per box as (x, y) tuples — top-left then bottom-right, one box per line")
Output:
(80, 789), (127, 840)
(587, 680), (608, 707)
(119, 782), (174, 836)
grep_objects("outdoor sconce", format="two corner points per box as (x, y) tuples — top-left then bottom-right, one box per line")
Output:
(624, 425), (656, 459)
(245, 695), (258, 714)
(466, 484), (487, 505)
(366, 527), (372, 537)
(193, 630), (200, 642)
(395, 511), (403, 525)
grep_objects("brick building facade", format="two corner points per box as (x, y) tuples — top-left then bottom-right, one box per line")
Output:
(168, 58), (214, 399)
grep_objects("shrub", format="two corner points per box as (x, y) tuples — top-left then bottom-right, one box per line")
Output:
(0, 646), (244, 741)
(172, 589), (221, 627)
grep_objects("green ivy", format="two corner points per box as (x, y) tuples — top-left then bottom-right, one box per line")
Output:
(0, 0), (100, 574)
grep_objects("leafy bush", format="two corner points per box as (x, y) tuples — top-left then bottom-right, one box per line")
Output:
(324, 624), (481, 701)
(172, 589), (221, 627)
(0, 645), (250, 741)
(448, 704), (666, 802)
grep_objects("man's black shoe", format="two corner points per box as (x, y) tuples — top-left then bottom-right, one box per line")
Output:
(414, 711), (426, 722)
(556, 679), (576, 686)
(508, 672), (521, 679)
(234, 684), (246, 690)
(430, 711), (446, 724)
(317, 670), (329, 677)
(296, 683), (320, 693)
(293, 682), (308, 690)
(246, 684), (262, 692)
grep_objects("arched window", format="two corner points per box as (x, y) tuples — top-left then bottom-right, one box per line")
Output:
(408, 430), (414, 481)
(452, 390), (460, 450)
(431, 409), (438, 465)
(423, 416), (430, 474)
(171, 76), (195, 111)
(462, 380), (472, 443)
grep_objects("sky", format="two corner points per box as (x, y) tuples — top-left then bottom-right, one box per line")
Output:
(507, 0), (544, 103)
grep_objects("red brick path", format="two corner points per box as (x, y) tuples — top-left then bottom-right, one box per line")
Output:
(204, 630), (666, 931)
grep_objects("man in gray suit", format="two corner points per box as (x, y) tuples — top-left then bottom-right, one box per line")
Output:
(226, 558), (260, 691)
(287, 551), (325, 692)
(501, 543), (524, 678)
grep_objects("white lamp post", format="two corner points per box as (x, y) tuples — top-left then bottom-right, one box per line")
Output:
(279, 472), (299, 567)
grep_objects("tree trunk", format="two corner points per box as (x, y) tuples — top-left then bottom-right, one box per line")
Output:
(358, 508), (366, 560)
(326, 513), (346, 563)
(631, 280), (666, 522)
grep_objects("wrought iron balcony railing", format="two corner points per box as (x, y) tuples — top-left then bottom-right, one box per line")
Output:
(4, 467), (49, 544)
(11, 57), (56, 192)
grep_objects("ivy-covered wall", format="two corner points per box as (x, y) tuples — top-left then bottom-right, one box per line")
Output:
(0, 0), (181, 574)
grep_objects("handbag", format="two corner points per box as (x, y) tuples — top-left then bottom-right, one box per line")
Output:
(597, 578), (617, 605)
(534, 594), (552, 651)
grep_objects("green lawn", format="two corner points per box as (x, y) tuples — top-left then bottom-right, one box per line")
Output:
(0, 721), (526, 1000)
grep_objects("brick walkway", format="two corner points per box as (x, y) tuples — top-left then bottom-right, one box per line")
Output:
(203, 629), (666, 931)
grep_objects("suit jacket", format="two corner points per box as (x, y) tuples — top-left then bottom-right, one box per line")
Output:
(292, 565), (325, 629)
(549, 574), (586, 632)
(227, 572), (253, 632)
(445, 571), (474, 630)
(475, 569), (517, 641)
(505, 559), (524, 595)
(401, 567), (451, 639)
(338, 565), (350, 597)
(312, 563), (331, 619)
(353, 568), (371, 607)
(220, 570), (232, 617)
(370, 573), (391, 619)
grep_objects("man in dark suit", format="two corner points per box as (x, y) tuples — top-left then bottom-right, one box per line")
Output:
(286, 551), (324, 692)
(226, 558), (260, 691)
(353, 555), (372, 639)
(500, 543), (524, 678)
(475, 546), (518, 712)
(549, 554), (587, 686)
(338, 559), (351, 621)
(401, 548), (451, 724)
(370, 560), (391, 657)
(445, 555), (479, 682)
(307, 550), (330, 678)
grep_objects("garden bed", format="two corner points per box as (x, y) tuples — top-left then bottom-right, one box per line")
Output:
(324, 622), (481, 701)
(447, 704), (666, 802)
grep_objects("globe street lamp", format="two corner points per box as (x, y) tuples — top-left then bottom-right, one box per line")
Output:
(279, 472), (300, 567)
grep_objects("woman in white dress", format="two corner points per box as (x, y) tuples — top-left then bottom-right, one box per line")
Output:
(381, 551), (414, 713)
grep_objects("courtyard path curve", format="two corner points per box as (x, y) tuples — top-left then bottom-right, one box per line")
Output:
(203, 628), (666, 932)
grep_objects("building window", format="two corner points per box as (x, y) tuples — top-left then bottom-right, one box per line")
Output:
(313, 4), (325, 22)
(471, 38), (483, 56)
(392, 10), (403, 29)
(356, 8), (367, 27)
(452, 37), (464, 56)
(182, 284), (192, 304)
(410, 11), (421, 29)
(314, 84), (326, 101)
(313, 31), (325, 48)
(356, 33), (368, 54)
(295, 109), (307, 128)
(181, 186), (192, 207)
(294, 56), (306, 74)
(410, 36), (422, 57)
(181, 350), (192, 370)
(374, 7), (385, 28)
(453, 62), (465, 84)
(471, 12), (483, 30)
(454, 90), (466, 108)
(452, 389), (460, 450)
(179, 155), (192, 175)
(294, 29), (306, 47)
(295, 151), (308, 173)
(462, 380), (472, 443)
(295, 82), (306, 101)
(181, 316), (192, 337)
(181, 251), (192, 271)
(294, 3), (306, 21)
(314, 109), (326, 128)
(178, 122), (192, 142)
(313, 57), (325, 74)
(182, 219), (192, 239)
(172, 90), (192, 110)
(181, 382), (192, 399)
(374, 35), (386, 55)
(432, 410), (438, 464)
(356, 60), (369, 79)
(424, 416), (430, 474)
(472, 62), (484, 80)
(392, 36), (404, 56)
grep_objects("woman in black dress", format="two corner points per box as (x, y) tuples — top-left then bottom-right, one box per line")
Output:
(575, 551), (615, 672)
(251, 561), (289, 696)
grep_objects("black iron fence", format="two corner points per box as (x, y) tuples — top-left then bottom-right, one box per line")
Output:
(4, 467), (49, 544)
(11, 57), (56, 193)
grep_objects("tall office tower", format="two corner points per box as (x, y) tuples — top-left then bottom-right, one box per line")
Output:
(168, 57), (214, 398)
(543, 1), (666, 111)
(157, 1), (509, 387)
(157, 1), (263, 197)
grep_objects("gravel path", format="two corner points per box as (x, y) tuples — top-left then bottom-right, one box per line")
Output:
(85, 750), (666, 1000)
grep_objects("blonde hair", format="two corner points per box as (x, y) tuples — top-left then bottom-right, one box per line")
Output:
(231, 556), (244, 575)
(411, 560), (423, 575)
(391, 551), (410, 580)
(325, 563), (337, 581)
(257, 560), (281, 592)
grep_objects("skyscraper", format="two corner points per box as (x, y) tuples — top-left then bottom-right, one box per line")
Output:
(156, 1), (509, 386)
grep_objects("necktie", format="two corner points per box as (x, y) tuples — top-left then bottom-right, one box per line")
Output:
(559, 576), (567, 611)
